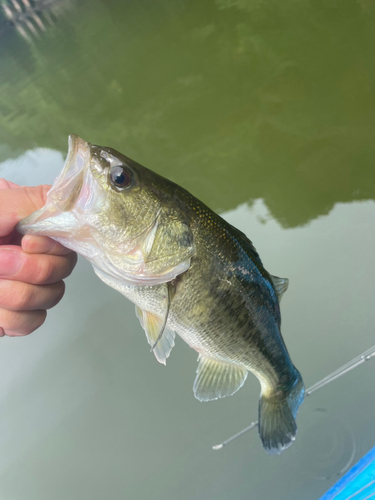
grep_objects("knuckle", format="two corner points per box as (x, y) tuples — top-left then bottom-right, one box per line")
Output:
(0, 308), (46, 336)
(57, 280), (66, 301)
(35, 257), (54, 284)
(0, 307), (8, 326)
(56, 253), (77, 281)
(0, 309), (23, 334)
(35, 309), (47, 329)
(0, 281), (30, 310)
(47, 281), (65, 309)
(14, 284), (34, 310)
(65, 252), (78, 277)
(23, 310), (47, 335)
(50, 241), (70, 256)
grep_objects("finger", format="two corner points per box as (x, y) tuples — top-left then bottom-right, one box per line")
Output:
(0, 246), (77, 285)
(21, 235), (73, 256)
(0, 279), (65, 311)
(0, 179), (20, 189)
(0, 308), (47, 336)
(0, 184), (51, 237)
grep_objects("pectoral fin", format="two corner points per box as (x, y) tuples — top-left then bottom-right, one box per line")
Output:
(193, 355), (248, 401)
(135, 306), (176, 365)
(150, 281), (175, 351)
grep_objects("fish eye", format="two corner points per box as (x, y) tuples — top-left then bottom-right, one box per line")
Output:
(109, 166), (133, 190)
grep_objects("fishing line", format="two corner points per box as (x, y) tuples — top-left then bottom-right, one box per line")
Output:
(212, 343), (375, 451)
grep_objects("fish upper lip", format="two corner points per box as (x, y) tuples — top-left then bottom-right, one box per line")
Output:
(16, 135), (92, 235)
(46, 134), (92, 209)
(66, 134), (91, 175)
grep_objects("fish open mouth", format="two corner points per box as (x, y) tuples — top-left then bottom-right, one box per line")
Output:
(17, 134), (93, 237)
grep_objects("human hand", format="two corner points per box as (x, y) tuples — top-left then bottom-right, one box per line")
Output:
(0, 179), (77, 337)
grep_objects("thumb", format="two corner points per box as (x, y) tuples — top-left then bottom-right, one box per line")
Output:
(0, 182), (51, 238)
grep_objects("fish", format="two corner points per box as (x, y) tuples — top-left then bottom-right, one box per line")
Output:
(17, 134), (304, 454)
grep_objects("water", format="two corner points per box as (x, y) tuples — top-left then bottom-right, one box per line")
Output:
(0, 1), (375, 498)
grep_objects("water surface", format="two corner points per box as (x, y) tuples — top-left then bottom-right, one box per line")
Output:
(1, 1), (375, 499)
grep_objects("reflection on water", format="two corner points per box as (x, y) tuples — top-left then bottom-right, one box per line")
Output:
(1, 0), (375, 498)
(0, 0), (73, 42)
(1, 0), (375, 226)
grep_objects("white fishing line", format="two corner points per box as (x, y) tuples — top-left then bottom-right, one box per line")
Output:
(212, 343), (375, 450)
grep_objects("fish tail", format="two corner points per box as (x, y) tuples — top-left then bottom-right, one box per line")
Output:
(258, 370), (304, 455)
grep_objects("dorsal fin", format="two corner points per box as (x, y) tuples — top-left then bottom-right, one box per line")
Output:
(227, 222), (263, 265)
(270, 275), (289, 302)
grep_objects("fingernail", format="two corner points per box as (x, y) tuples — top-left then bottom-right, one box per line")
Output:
(0, 249), (24, 277)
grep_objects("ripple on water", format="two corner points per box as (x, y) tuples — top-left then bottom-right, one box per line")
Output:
(293, 410), (357, 480)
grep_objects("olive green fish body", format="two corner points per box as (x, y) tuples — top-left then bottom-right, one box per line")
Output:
(128, 184), (296, 385)
(17, 135), (304, 454)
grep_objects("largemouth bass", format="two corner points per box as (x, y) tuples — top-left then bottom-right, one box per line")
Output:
(17, 135), (304, 454)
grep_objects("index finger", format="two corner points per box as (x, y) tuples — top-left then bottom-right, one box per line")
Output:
(0, 183), (51, 238)
(0, 246), (77, 285)
(21, 235), (73, 256)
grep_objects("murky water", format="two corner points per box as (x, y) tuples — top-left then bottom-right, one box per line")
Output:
(1, 1), (375, 499)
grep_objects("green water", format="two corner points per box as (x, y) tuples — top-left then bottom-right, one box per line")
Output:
(1, 1), (375, 499)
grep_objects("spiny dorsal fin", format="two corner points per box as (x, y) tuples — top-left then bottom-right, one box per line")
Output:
(270, 275), (289, 302)
(135, 306), (175, 365)
(193, 355), (248, 402)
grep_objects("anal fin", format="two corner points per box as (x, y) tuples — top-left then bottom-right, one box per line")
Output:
(193, 355), (248, 402)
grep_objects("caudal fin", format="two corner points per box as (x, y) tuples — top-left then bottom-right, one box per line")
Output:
(258, 371), (304, 455)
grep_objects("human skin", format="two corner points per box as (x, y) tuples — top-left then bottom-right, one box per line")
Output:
(0, 179), (77, 337)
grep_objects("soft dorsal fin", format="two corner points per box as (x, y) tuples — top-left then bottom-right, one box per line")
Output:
(193, 355), (248, 402)
(135, 306), (175, 365)
(270, 275), (289, 302)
